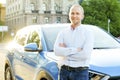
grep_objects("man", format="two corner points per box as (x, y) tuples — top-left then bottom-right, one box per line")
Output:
(54, 4), (94, 80)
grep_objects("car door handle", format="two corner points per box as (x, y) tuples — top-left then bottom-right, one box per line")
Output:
(20, 55), (27, 62)
(20, 55), (24, 59)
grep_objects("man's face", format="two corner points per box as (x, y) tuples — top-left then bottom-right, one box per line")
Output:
(69, 6), (84, 25)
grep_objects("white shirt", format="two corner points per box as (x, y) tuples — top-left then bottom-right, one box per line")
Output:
(54, 24), (94, 67)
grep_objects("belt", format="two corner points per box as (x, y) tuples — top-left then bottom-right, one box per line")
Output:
(61, 65), (88, 71)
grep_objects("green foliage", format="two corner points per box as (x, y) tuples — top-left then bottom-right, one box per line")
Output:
(81, 0), (120, 37)
(0, 21), (4, 25)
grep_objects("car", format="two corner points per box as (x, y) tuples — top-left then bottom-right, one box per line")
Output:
(116, 38), (120, 43)
(4, 23), (120, 80)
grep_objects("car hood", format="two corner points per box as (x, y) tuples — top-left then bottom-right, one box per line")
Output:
(45, 51), (64, 61)
(90, 48), (120, 76)
(45, 48), (120, 76)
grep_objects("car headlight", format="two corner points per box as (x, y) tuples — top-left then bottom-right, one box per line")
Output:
(89, 70), (110, 80)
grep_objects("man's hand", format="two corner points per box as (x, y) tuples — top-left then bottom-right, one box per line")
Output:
(59, 43), (66, 47)
(59, 43), (82, 52)
(77, 48), (83, 52)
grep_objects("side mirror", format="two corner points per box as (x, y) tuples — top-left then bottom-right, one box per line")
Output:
(24, 43), (42, 52)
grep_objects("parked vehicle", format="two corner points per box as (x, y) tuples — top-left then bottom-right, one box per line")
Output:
(116, 38), (120, 43)
(4, 23), (120, 80)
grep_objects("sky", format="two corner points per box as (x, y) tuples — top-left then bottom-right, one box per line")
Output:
(0, 0), (6, 4)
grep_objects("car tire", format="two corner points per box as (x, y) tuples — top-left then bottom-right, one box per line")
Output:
(36, 71), (53, 80)
(5, 66), (13, 80)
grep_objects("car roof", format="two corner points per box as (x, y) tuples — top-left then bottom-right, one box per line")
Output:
(16, 23), (105, 35)
(17, 23), (70, 32)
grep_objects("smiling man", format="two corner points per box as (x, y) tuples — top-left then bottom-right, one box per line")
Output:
(54, 4), (94, 80)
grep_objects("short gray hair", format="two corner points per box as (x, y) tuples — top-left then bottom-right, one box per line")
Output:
(69, 4), (84, 15)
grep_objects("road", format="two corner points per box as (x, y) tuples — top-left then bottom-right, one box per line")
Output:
(0, 43), (8, 80)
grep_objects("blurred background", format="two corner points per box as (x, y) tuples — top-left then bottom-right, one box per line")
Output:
(0, 0), (120, 43)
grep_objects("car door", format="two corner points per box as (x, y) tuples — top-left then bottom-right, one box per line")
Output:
(12, 29), (29, 80)
(18, 30), (42, 80)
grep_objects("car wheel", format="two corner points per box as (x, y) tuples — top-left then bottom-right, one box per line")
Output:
(5, 66), (13, 80)
(36, 71), (53, 80)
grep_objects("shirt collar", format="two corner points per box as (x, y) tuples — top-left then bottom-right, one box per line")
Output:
(70, 25), (82, 31)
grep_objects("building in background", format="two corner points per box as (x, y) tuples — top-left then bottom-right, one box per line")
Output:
(0, 4), (6, 41)
(0, 4), (6, 23)
(6, 0), (82, 34)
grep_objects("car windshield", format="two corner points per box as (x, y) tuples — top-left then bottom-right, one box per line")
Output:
(42, 25), (120, 51)
(89, 26), (120, 49)
(42, 25), (66, 51)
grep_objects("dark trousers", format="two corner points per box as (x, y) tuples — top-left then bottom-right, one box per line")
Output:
(59, 65), (89, 80)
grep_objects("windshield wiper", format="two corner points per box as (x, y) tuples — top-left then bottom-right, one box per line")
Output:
(94, 47), (118, 49)
(94, 47), (110, 49)
(49, 50), (53, 52)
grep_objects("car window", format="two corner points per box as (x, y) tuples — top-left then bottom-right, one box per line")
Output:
(42, 26), (66, 51)
(27, 31), (42, 49)
(14, 31), (27, 46)
(42, 25), (120, 51)
(92, 27), (120, 48)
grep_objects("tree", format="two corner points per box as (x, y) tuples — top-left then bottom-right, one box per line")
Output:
(81, 0), (120, 37)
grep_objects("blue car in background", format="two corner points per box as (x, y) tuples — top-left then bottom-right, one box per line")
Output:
(4, 24), (120, 80)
